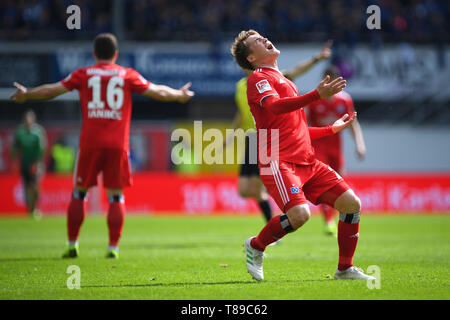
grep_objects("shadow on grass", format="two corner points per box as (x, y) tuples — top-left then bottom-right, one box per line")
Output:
(82, 279), (329, 289)
(128, 242), (225, 250)
(0, 257), (62, 262)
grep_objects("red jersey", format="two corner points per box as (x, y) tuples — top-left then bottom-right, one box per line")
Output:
(247, 67), (315, 165)
(307, 91), (354, 153)
(61, 62), (151, 150)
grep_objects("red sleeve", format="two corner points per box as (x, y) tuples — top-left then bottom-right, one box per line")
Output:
(262, 90), (321, 115)
(127, 69), (151, 94)
(60, 68), (83, 91)
(308, 126), (334, 140)
(247, 73), (279, 107)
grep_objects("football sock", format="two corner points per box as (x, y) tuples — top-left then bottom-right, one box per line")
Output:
(258, 200), (273, 223)
(107, 194), (125, 247)
(68, 241), (78, 247)
(322, 205), (336, 224)
(67, 190), (87, 242)
(337, 212), (360, 271)
(251, 214), (293, 251)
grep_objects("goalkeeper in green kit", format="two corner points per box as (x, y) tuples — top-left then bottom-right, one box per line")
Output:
(11, 109), (47, 219)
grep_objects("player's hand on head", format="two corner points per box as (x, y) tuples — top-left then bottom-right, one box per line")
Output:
(331, 112), (357, 134)
(11, 82), (27, 103)
(316, 75), (346, 98)
(178, 82), (195, 103)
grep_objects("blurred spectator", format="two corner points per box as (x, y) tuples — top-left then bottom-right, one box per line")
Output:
(0, 0), (448, 44)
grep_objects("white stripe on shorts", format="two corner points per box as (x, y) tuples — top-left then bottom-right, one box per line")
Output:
(270, 161), (289, 205)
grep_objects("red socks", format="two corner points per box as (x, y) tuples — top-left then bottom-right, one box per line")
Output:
(337, 213), (360, 271)
(67, 196), (86, 242)
(107, 197), (125, 247)
(251, 214), (292, 251)
(67, 190), (125, 248)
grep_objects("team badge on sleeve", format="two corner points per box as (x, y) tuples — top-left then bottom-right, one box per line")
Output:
(256, 79), (272, 93)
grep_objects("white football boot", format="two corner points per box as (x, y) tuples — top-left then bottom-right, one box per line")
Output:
(244, 237), (266, 281)
(334, 266), (376, 280)
(267, 239), (282, 246)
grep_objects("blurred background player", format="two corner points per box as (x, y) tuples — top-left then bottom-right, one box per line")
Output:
(225, 41), (333, 225)
(11, 109), (47, 219)
(10, 33), (195, 259)
(307, 65), (367, 236)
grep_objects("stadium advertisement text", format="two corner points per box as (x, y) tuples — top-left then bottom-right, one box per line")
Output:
(0, 173), (449, 215)
(1, 43), (448, 100)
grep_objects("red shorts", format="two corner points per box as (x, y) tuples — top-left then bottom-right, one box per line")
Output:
(259, 159), (349, 213)
(74, 148), (132, 189)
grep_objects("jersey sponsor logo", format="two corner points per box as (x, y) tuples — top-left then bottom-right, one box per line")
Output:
(290, 186), (300, 194)
(337, 104), (346, 113)
(256, 79), (272, 94)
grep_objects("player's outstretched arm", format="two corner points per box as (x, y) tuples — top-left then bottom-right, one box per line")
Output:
(142, 82), (194, 103)
(10, 82), (69, 103)
(283, 40), (332, 80)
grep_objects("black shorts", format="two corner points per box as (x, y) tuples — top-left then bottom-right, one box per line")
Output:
(239, 134), (259, 177)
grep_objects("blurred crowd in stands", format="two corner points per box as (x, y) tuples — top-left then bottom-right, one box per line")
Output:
(0, 0), (448, 44)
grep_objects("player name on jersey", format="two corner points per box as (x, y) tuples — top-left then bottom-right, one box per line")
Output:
(87, 109), (122, 120)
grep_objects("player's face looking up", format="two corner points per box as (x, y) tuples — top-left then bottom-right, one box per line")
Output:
(244, 33), (280, 68)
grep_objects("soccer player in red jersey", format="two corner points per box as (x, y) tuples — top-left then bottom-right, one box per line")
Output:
(231, 30), (374, 281)
(307, 65), (367, 236)
(11, 33), (194, 259)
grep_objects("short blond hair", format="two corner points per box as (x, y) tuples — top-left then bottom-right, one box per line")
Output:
(230, 30), (258, 71)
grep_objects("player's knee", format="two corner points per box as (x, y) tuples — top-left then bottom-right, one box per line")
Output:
(286, 205), (310, 230)
(335, 190), (361, 213)
(238, 186), (251, 198)
(239, 183), (260, 199)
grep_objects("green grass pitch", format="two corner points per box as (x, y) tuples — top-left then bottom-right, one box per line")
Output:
(0, 214), (449, 300)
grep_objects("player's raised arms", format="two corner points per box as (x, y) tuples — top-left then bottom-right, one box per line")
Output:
(143, 82), (194, 103)
(10, 82), (69, 103)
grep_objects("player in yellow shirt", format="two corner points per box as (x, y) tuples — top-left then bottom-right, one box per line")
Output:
(225, 41), (333, 224)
